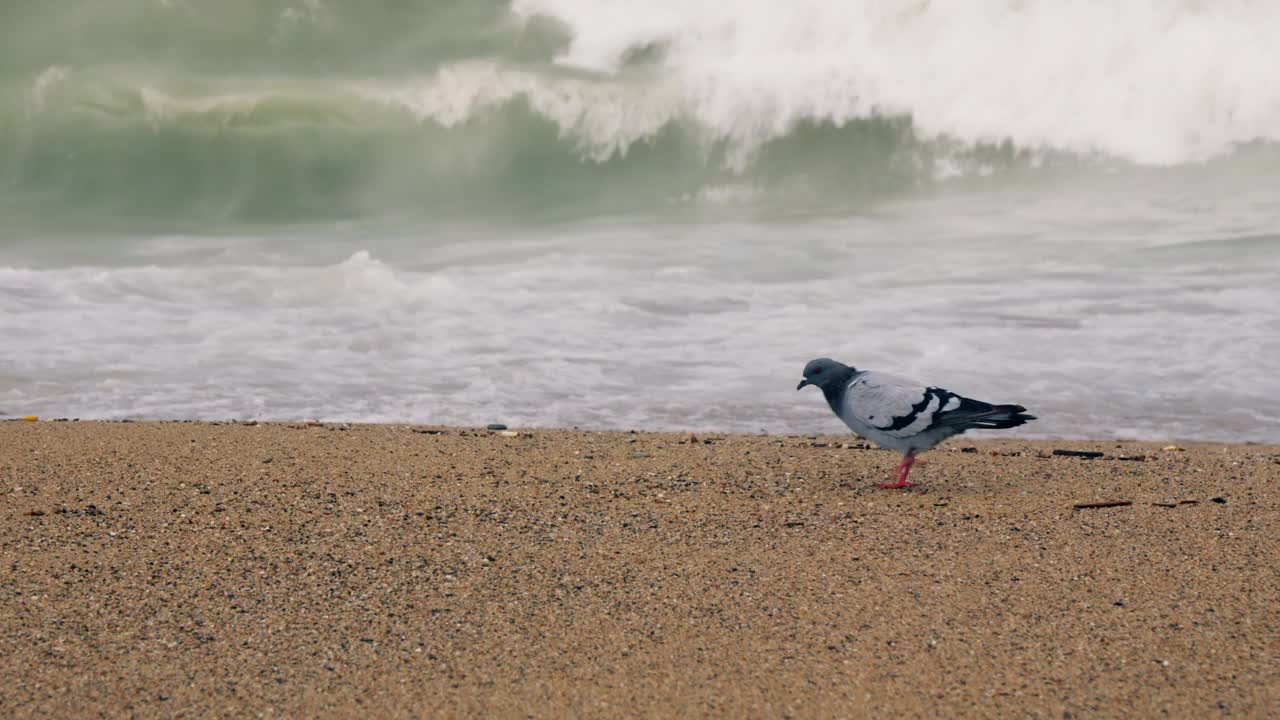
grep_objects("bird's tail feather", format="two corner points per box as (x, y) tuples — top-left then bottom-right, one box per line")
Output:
(960, 404), (1035, 430)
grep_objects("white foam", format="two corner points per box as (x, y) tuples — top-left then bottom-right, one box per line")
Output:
(28, 65), (69, 113)
(510, 0), (1280, 165)
(139, 86), (271, 127)
(4, 192), (1279, 441)
(360, 62), (685, 164)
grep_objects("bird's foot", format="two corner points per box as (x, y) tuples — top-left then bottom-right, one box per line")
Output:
(881, 452), (923, 489)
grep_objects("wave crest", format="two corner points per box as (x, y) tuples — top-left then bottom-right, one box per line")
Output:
(516, 0), (1280, 165)
(4, 1), (1280, 222)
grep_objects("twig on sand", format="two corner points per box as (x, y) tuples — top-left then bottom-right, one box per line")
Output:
(1054, 449), (1105, 458)
(1073, 500), (1133, 510)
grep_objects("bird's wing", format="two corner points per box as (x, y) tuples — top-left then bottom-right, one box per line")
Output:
(841, 372), (966, 439)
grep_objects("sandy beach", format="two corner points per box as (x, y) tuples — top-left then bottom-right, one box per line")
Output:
(1, 421), (1277, 718)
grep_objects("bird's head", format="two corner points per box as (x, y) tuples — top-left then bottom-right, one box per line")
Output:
(796, 357), (855, 391)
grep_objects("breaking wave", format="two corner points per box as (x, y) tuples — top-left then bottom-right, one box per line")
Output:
(3, 0), (1279, 222)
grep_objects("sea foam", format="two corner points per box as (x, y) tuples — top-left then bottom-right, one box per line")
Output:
(513, 0), (1280, 164)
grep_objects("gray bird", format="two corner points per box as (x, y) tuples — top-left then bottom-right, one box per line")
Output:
(797, 358), (1035, 489)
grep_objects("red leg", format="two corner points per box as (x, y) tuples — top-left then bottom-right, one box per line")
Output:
(877, 452), (919, 490)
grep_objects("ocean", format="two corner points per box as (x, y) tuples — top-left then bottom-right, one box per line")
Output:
(2, 0), (1279, 441)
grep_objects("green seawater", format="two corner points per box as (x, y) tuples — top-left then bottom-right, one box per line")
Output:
(1, 0), (1047, 226)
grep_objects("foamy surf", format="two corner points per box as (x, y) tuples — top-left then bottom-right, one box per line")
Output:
(5, 195), (1280, 442)
(515, 0), (1280, 164)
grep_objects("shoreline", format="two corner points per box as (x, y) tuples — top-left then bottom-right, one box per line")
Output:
(3, 422), (1277, 717)
(0, 416), (1265, 447)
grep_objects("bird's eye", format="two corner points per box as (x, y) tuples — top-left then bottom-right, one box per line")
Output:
(812, 368), (822, 374)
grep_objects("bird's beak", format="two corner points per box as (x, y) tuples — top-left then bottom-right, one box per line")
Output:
(796, 379), (809, 391)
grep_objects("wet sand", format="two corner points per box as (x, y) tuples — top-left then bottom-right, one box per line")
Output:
(2, 421), (1277, 718)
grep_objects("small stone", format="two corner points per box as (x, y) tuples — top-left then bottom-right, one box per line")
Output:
(1163, 445), (1185, 451)
(1211, 497), (1227, 504)
(498, 430), (519, 438)
(631, 452), (650, 459)
(486, 423), (508, 431)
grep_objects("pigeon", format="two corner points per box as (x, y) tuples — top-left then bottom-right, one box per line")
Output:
(797, 358), (1035, 489)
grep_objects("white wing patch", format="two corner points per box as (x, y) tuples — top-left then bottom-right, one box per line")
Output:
(841, 372), (943, 439)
